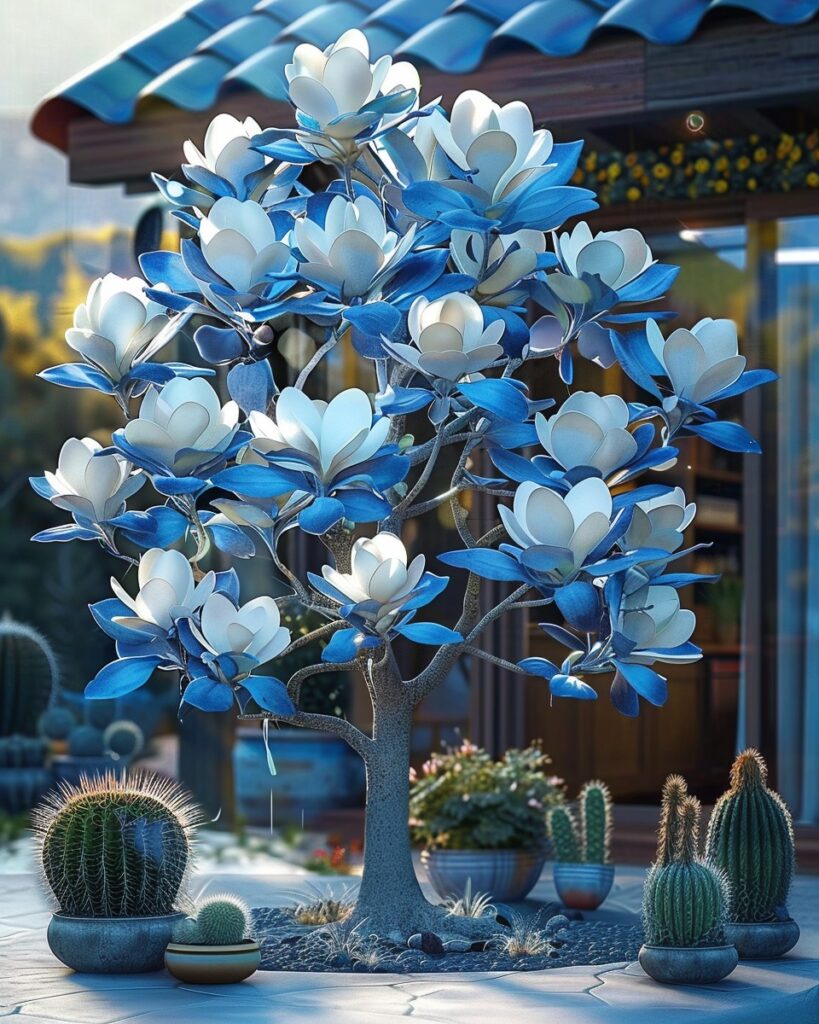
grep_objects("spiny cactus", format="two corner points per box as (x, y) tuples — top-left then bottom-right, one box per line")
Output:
(705, 749), (795, 923)
(104, 720), (144, 760)
(172, 917), (203, 944)
(68, 725), (104, 758)
(0, 616), (59, 737)
(196, 894), (252, 945)
(643, 796), (730, 948)
(580, 780), (612, 864)
(548, 805), (580, 863)
(656, 774), (688, 867)
(38, 706), (76, 741)
(32, 771), (201, 918)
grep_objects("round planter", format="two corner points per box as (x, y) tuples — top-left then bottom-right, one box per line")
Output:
(421, 847), (546, 902)
(553, 862), (615, 910)
(165, 940), (261, 984)
(234, 727), (364, 825)
(725, 919), (799, 959)
(638, 943), (739, 984)
(47, 912), (184, 973)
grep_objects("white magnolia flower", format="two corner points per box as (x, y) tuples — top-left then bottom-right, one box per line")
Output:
(123, 377), (239, 476)
(183, 113), (268, 186)
(197, 196), (292, 305)
(322, 532), (424, 632)
(622, 488), (696, 554)
(618, 584), (697, 660)
(401, 108), (471, 181)
(294, 193), (415, 302)
(646, 318), (746, 405)
(499, 477), (612, 572)
(285, 29), (419, 155)
(44, 437), (143, 524)
(451, 230), (545, 306)
(558, 222), (654, 291)
(193, 592), (291, 665)
(111, 548), (215, 634)
(536, 392), (638, 479)
(387, 292), (504, 380)
(445, 90), (554, 206)
(66, 274), (169, 382)
(245, 387), (389, 482)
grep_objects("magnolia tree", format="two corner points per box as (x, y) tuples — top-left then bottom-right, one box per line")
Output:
(32, 31), (773, 937)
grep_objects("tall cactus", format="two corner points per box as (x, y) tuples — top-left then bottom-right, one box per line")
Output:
(580, 780), (612, 864)
(643, 796), (730, 947)
(0, 616), (59, 737)
(548, 805), (580, 862)
(656, 774), (688, 867)
(32, 771), (201, 918)
(705, 749), (795, 923)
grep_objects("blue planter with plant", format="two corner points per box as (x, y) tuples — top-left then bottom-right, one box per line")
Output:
(549, 781), (614, 910)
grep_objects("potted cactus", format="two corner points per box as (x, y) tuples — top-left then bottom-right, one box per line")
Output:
(32, 771), (200, 973)
(705, 749), (799, 958)
(165, 894), (260, 983)
(548, 780), (614, 910)
(640, 782), (737, 984)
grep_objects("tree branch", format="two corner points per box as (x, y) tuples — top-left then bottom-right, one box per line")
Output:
(462, 645), (530, 676)
(239, 707), (372, 759)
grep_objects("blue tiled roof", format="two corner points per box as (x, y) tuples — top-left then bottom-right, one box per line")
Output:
(33, 0), (819, 149)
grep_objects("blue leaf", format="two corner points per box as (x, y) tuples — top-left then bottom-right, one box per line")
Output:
(707, 368), (778, 403)
(687, 420), (761, 454)
(610, 671), (640, 717)
(538, 622), (582, 649)
(322, 627), (365, 662)
(152, 475), (207, 497)
(377, 386), (433, 415)
(401, 572), (449, 610)
(213, 568), (241, 602)
(212, 464), (301, 497)
(139, 250), (198, 292)
(438, 548), (525, 582)
(182, 163), (236, 197)
(125, 363), (177, 385)
(299, 497), (345, 535)
(614, 661), (668, 707)
(458, 378), (528, 421)
(489, 447), (552, 485)
(110, 506), (188, 548)
(241, 675), (295, 715)
(393, 622), (462, 645)
(194, 325), (246, 364)
(86, 656), (162, 699)
(182, 676), (234, 712)
(482, 306), (530, 358)
(609, 330), (662, 399)
(150, 173), (208, 209)
(31, 524), (99, 543)
(344, 302), (401, 359)
(518, 657), (559, 679)
(227, 359), (276, 413)
(208, 521), (256, 558)
(38, 363), (114, 393)
(177, 617), (207, 658)
(89, 598), (150, 644)
(29, 476), (53, 500)
(559, 346), (574, 385)
(554, 581), (600, 632)
(549, 673), (598, 700)
(615, 263), (679, 303)
(336, 488), (391, 523)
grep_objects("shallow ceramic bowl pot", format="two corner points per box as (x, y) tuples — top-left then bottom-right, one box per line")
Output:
(165, 940), (261, 983)
(639, 943), (739, 984)
(553, 862), (615, 910)
(421, 848), (546, 902)
(47, 912), (184, 973)
(725, 919), (800, 958)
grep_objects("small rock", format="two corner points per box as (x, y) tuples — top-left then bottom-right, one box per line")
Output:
(470, 940), (490, 953)
(548, 949), (561, 959)
(407, 933), (423, 950)
(420, 931), (445, 955)
(443, 938), (472, 953)
(545, 914), (571, 933)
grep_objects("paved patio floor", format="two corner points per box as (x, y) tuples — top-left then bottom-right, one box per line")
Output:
(1, 864), (817, 1023)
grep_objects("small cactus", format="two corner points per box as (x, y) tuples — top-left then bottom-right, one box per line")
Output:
(579, 780), (612, 864)
(548, 805), (580, 863)
(656, 774), (688, 867)
(0, 616), (59, 737)
(32, 771), (201, 918)
(705, 749), (795, 923)
(172, 917), (203, 944)
(38, 706), (76, 741)
(68, 725), (104, 758)
(196, 894), (251, 945)
(104, 720), (144, 760)
(643, 796), (730, 948)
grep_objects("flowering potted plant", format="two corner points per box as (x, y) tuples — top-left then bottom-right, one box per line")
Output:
(30, 29), (774, 944)
(410, 740), (564, 901)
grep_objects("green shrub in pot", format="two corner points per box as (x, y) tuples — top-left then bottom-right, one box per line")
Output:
(166, 894), (259, 984)
(411, 740), (564, 902)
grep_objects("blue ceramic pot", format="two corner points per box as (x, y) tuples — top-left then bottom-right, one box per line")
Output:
(726, 919), (799, 958)
(639, 943), (738, 984)
(421, 847), (546, 902)
(47, 912), (184, 973)
(552, 862), (615, 910)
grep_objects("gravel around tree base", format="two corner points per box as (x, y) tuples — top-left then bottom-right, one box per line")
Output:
(252, 906), (644, 973)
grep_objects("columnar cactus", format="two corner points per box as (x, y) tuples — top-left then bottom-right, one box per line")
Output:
(656, 774), (688, 867)
(548, 805), (581, 862)
(580, 780), (612, 864)
(0, 617), (59, 736)
(643, 796), (730, 948)
(705, 749), (795, 923)
(196, 894), (252, 945)
(32, 771), (201, 918)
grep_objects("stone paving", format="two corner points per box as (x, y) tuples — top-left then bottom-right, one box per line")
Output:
(0, 865), (817, 1023)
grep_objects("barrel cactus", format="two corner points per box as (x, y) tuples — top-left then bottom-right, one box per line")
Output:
(643, 796), (730, 948)
(67, 724), (104, 758)
(38, 706), (76, 741)
(548, 780), (612, 863)
(196, 894), (252, 945)
(705, 748), (795, 923)
(0, 616), (59, 737)
(103, 720), (144, 760)
(32, 771), (201, 918)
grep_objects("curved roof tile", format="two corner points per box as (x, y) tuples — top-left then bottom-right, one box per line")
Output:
(33, 0), (819, 151)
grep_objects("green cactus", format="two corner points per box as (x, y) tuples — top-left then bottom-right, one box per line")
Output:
(704, 749), (795, 923)
(580, 780), (612, 864)
(0, 616), (59, 737)
(643, 796), (730, 948)
(172, 917), (203, 944)
(103, 720), (144, 760)
(68, 725), (104, 758)
(656, 774), (688, 867)
(548, 805), (581, 863)
(38, 706), (76, 741)
(32, 771), (201, 918)
(196, 894), (251, 945)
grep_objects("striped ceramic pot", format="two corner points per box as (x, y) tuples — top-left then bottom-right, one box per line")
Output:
(552, 862), (615, 910)
(421, 847), (546, 902)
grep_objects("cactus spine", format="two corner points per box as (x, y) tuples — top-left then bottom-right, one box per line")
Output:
(196, 894), (252, 945)
(548, 780), (612, 863)
(643, 792), (730, 948)
(0, 617), (59, 736)
(705, 749), (794, 923)
(32, 771), (201, 918)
